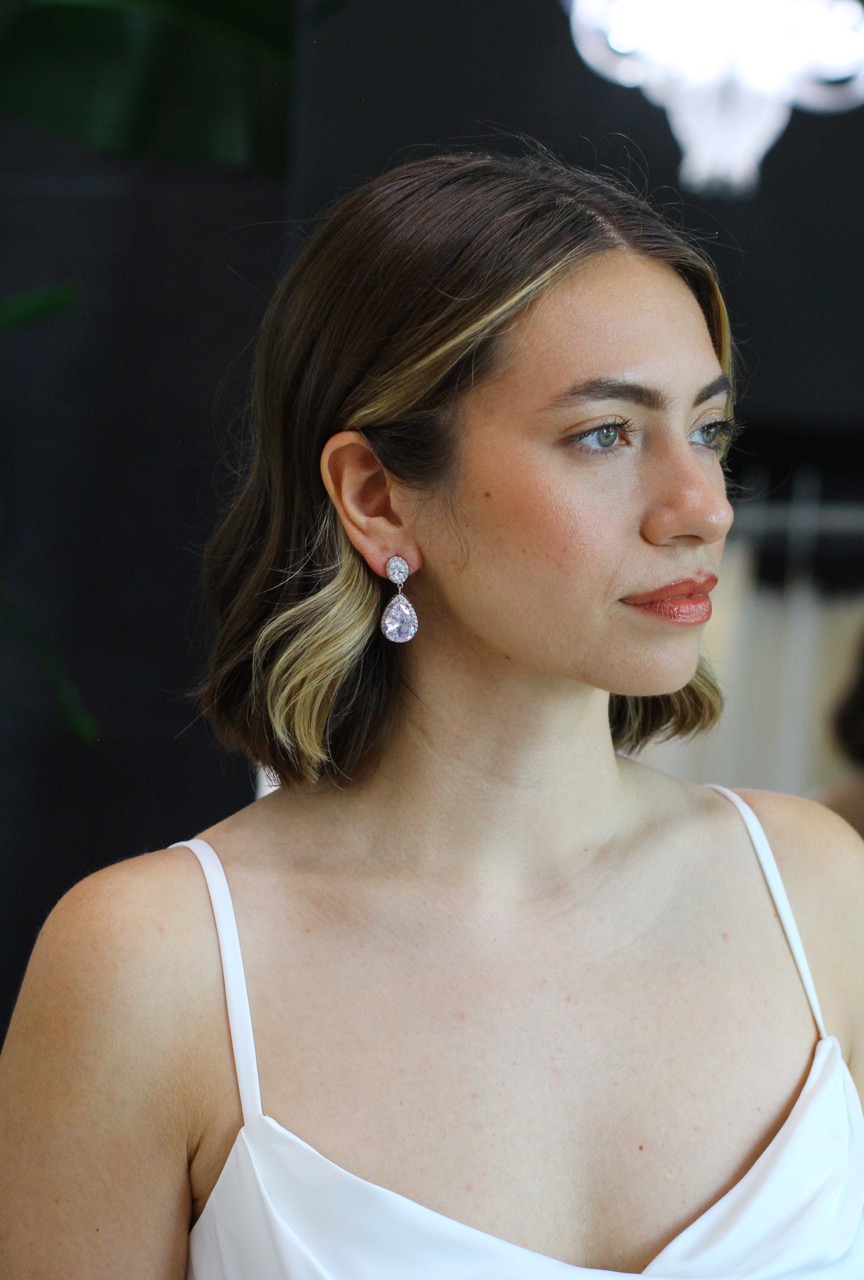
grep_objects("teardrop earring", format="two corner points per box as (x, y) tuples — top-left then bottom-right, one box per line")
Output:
(380, 556), (418, 643)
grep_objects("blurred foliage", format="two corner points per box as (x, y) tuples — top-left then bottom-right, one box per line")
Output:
(0, 586), (100, 741)
(1, 282), (99, 741)
(0, 0), (358, 735)
(0, 282), (80, 331)
(0, 0), (299, 178)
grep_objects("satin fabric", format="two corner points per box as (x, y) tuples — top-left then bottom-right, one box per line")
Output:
(180, 789), (864, 1277)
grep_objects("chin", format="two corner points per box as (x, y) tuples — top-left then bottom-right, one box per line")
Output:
(608, 658), (702, 699)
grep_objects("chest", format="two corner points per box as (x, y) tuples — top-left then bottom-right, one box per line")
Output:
(194, 880), (819, 1272)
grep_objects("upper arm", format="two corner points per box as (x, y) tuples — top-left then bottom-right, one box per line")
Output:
(0, 852), (210, 1279)
(735, 789), (864, 1089)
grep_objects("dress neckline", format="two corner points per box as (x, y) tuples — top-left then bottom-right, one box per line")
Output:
(180, 791), (862, 1275)
(193, 1034), (854, 1277)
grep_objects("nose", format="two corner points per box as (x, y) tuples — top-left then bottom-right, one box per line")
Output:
(640, 443), (734, 547)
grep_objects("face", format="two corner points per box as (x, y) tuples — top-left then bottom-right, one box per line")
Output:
(406, 250), (735, 698)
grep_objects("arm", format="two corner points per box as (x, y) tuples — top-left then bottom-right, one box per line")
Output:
(0, 853), (207, 1279)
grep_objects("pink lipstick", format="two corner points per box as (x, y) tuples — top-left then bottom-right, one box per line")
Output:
(621, 575), (718, 625)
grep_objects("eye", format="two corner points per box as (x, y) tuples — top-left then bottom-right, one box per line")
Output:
(691, 417), (743, 459)
(568, 422), (626, 452)
(594, 424), (620, 448)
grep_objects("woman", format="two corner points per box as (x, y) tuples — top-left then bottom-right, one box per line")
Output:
(2, 150), (864, 1278)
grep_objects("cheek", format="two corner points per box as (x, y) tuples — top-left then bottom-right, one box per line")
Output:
(466, 469), (617, 586)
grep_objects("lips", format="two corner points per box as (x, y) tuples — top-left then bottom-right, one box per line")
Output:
(621, 575), (718, 606)
(621, 575), (718, 626)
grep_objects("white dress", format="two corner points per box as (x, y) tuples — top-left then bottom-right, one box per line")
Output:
(179, 786), (864, 1278)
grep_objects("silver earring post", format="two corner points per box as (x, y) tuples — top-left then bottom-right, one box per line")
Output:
(380, 555), (418, 643)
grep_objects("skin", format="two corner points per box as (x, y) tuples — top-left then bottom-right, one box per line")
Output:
(3, 250), (864, 1277)
(817, 770), (864, 838)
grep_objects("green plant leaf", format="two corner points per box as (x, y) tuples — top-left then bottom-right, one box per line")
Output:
(0, 587), (100, 743)
(0, 3), (293, 177)
(0, 283), (80, 332)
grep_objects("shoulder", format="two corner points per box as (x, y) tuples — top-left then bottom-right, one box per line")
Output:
(813, 770), (864, 836)
(0, 846), (224, 1277)
(727, 788), (864, 1067)
(729, 787), (864, 932)
(732, 786), (864, 887)
(23, 846), (219, 1038)
(1, 846), (223, 1131)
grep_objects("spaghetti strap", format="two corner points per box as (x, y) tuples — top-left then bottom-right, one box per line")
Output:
(709, 784), (827, 1039)
(172, 837), (263, 1123)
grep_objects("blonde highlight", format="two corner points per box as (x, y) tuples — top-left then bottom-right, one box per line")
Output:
(252, 518), (380, 785)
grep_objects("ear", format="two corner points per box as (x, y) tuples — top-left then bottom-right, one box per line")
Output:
(320, 431), (423, 578)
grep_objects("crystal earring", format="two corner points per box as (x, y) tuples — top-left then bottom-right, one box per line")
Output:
(380, 555), (418, 643)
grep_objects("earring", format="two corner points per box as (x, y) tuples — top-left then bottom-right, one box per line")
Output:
(380, 555), (418, 643)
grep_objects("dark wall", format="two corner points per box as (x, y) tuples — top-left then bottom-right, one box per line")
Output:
(292, 0), (864, 433)
(1, 117), (284, 1028)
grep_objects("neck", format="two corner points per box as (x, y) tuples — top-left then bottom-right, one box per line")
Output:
(310, 639), (638, 892)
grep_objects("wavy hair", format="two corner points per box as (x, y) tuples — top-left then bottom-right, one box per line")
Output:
(200, 150), (733, 787)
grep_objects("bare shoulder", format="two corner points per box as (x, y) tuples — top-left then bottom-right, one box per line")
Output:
(733, 786), (864, 886)
(9, 846), (220, 1059)
(47, 841), (208, 941)
(728, 788), (864, 1071)
(729, 787), (864, 929)
(0, 847), (222, 1279)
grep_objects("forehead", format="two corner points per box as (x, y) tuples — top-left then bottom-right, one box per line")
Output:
(496, 250), (719, 390)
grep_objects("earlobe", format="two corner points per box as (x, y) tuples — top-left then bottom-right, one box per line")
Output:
(319, 431), (422, 578)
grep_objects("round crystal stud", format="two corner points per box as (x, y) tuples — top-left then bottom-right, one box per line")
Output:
(385, 555), (410, 586)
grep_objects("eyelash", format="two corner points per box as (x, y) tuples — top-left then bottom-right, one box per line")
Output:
(567, 417), (744, 462)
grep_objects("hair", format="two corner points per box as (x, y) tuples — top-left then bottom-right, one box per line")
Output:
(199, 148), (734, 789)
(832, 628), (864, 767)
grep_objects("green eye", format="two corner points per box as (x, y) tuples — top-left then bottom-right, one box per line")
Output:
(692, 418), (742, 459)
(596, 424), (619, 448)
(566, 421), (630, 453)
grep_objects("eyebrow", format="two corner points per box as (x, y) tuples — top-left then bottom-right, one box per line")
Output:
(545, 372), (732, 412)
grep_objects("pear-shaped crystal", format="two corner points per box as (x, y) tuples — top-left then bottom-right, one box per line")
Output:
(381, 594), (418, 642)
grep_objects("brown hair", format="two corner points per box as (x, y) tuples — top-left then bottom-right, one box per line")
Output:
(200, 149), (733, 788)
(832, 628), (864, 767)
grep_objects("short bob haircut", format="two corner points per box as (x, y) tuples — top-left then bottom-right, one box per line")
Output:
(200, 149), (734, 789)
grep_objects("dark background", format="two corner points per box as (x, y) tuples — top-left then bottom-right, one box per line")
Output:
(3, 0), (863, 1029)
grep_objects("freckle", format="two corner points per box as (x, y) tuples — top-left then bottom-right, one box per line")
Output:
(639, 1144), (644, 1152)
(483, 490), (491, 498)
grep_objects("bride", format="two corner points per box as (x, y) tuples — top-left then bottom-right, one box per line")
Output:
(2, 149), (863, 1278)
